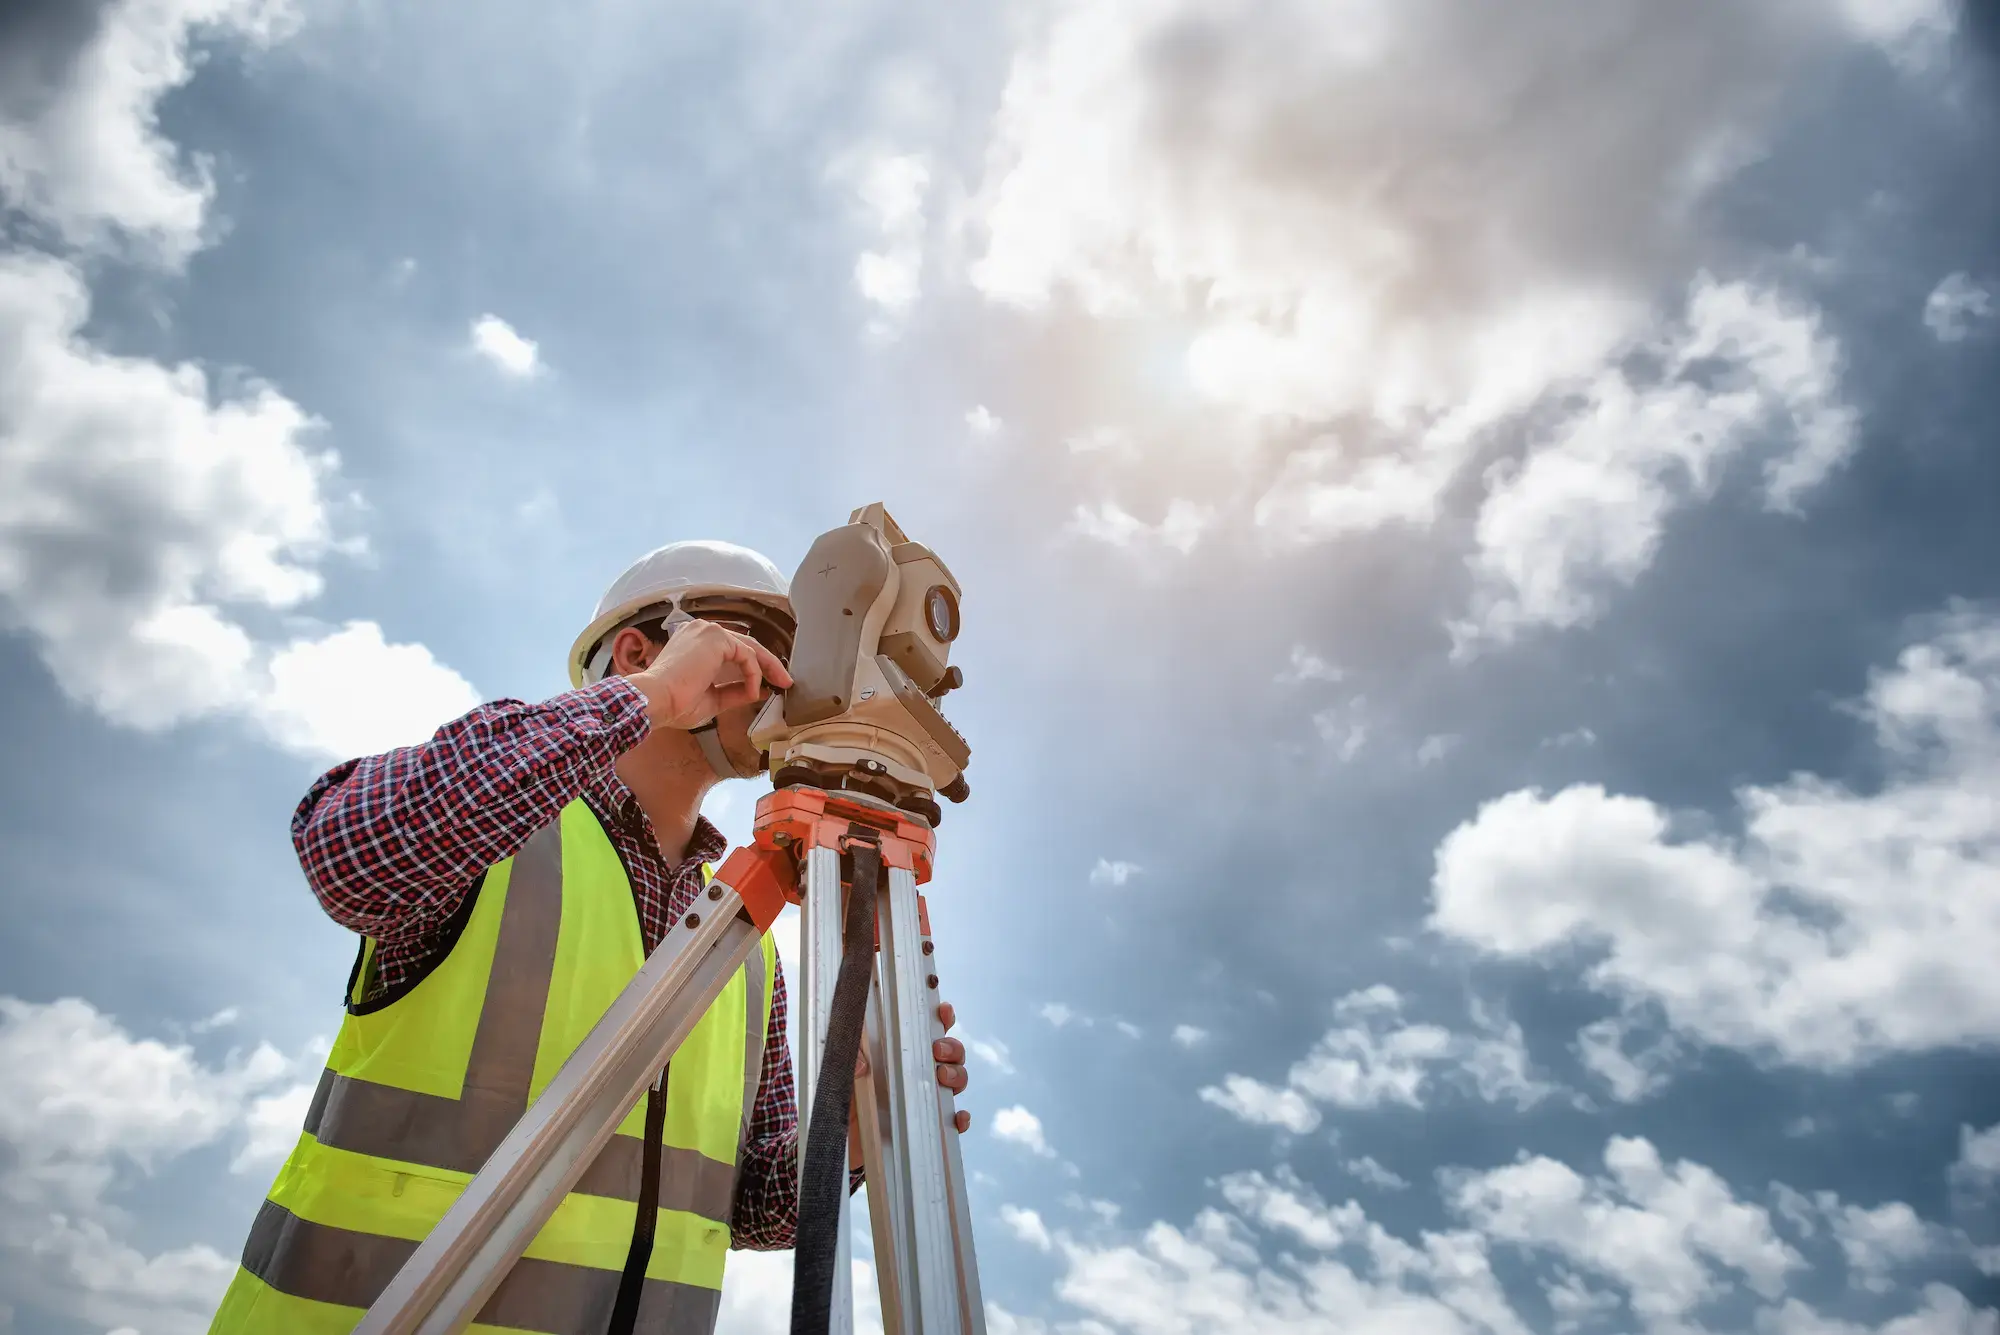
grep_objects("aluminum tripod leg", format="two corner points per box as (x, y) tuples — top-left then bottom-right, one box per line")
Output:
(797, 848), (985, 1334)
(815, 861), (983, 1335)
(353, 883), (769, 1335)
(858, 968), (913, 1335)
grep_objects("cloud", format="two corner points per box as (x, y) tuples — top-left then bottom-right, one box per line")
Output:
(1115, 1021), (1143, 1040)
(1924, 272), (1996, 342)
(1446, 1136), (1802, 1320)
(967, 1036), (1017, 1075)
(1758, 1286), (1995, 1334)
(1277, 647), (1343, 685)
(251, 621), (484, 759)
(990, 1132), (1989, 1335)
(1950, 1122), (2000, 1271)
(1345, 1156), (1410, 1192)
(0, 0), (299, 267)
(714, 1248), (883, 1335)
(966, 404), (1003, 436)
(1200, 986), (1557, 1133)
(1089, 858), (1142, 887)
(469, 313), (541, 377)
(1312, 700), (1370, 762)
(1002, 1205), (1055, 1253)
(1197, 1074), (1323, 1135)
(1040, 1003), (1086, 1029)
(1430, 605), (2000, 1072)
(833, 145), (930, 336)
(0, 995), (305, 1334)
(968, 0), (1922, 594)
(231, 1077), (316, 1174)
(1575, 1014), (1683, 1104)
(1454, 276), (1856, 649)
(993, 1104), (1057, 1158)
(1171, 1025), (1209, 1049)
(1417, 734), (1460, 766)
(1067, 498), (1215, 555)
(1956, 1124), (2000, 1182)
(0, 253), (481, 759)
(1825, 1202), (1942, 1293)
(188, 1006), (240, 1035)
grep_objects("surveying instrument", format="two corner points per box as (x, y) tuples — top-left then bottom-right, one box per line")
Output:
(352, 504), (985, 1335)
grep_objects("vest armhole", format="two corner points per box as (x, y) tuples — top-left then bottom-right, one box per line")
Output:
(345, 869), (489, 1017)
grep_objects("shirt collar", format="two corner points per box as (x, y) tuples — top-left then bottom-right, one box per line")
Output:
(588, 767), (731, 870)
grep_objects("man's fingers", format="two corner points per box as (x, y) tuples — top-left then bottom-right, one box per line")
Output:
(722, 631), (764, 700)
(932, 1037), (964, 1065)
(936, 1063), (967, 1094)
(751, 639), (793, 689)
(953, 1109), (971, 1134)
(937, 1001), (956, 1033)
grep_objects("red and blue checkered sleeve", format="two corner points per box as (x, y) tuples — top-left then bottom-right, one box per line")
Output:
(291, 676), (653, 944)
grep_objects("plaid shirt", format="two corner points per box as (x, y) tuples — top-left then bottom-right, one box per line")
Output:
(290, 674), (816, 1250)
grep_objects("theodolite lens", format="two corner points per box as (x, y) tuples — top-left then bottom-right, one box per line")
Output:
(925, 585), (960, 642)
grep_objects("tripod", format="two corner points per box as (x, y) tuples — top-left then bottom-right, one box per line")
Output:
(348, 784), (983, 1335)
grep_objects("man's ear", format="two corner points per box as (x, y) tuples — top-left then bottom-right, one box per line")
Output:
(608, 625), (661, 676)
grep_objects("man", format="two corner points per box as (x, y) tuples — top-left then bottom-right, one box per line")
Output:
(208, 539), (971, 1335)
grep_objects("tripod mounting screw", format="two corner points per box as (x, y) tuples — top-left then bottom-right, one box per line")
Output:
(926, 974), (938, 990)
(707, 884), (723, 901)
(685, 913), (701, 929)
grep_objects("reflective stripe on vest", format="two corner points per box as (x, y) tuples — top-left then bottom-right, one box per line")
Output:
(207, 801), (778, 1335)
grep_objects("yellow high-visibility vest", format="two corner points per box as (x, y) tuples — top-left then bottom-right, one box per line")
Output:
(207, 800), (778, 1335)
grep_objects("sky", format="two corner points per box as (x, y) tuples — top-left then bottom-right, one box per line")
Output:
(2, 1), (1999, 1333)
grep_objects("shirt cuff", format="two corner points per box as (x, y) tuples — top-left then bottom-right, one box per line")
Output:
(561, 674), (653, 753)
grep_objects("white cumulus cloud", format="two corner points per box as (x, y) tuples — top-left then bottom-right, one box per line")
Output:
(1924, 272), (1996, 343)
(1089, 858), (1141, 887)
(0, 996), (309, 1334)
(0, 253), (481, 759)
(993, 1104), (1057, 1158)
(1430, 605), (2000, 1073)
(1447, 1136), (1802, 1320)
(834, 145), (930, 337)
(1001, 1205), (1055, 1253)
(0, 0), (477, 763)
(1200, 986), (1557, 1135)
(1067, 498), (1215, 555)
(0, 0), (299, 266)
(987, 1131), (1989, 1335)
(1455, 277), (1856, 649)
(469, 313), (541, 377)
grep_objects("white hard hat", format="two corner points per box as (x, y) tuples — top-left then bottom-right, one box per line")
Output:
(568, 539), (793, 688)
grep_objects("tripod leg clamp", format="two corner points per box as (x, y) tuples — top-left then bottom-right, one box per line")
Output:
(712, 846), (794, 933)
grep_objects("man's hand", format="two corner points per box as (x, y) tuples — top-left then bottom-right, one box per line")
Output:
(626, 620), (792, 730)
(848, 1001), (971, 1172)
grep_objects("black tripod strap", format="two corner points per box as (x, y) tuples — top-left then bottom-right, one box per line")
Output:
(607, 1068), (669, 1335)
(790, 841), (880, 1335)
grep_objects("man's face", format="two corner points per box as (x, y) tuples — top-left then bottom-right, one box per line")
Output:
(708, 699), (763, 772)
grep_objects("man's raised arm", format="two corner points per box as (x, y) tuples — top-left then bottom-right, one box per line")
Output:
(291, 676), (652, 943)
